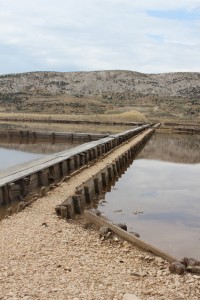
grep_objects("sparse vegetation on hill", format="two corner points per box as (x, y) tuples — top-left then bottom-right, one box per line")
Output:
(0, 70), (199, 122)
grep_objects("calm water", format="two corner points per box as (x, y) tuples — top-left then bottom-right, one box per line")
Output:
(0, 148), (44, 171)
(0, 140), (82, 220)
(98, 133), (200, 260)
(0, 141), (81, 172)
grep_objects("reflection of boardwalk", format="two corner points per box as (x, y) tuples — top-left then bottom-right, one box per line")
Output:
(0, 129), (108, 143)
(158, 123), (200, 134)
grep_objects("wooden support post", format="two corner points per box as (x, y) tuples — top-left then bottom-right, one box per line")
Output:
(84, 152), (88, 164)
(48, 166), (55, 184)
(111, 140), (115, 149)
(108, 167), (112, 181)
(66, 203), (73, 219)
(7, 183), (14, 202)
(75, 188), (85, 210)
(2, 185), (9, 205)
(101, 172), (107, 187)
(128, 150), (131, 159)
(20, 176), (30, 197)
(116, 160), (120, 173)
(73, 195), (82, 214)
(59, 161), (64, 177)
(104, 143), (108, 153)
(74, 155), (79, 169)
(94, 178), (100, 194)
(67, 158), (71, 174)
(97, 146), (101, 157)
(56, 205), (67, 218)
(75, 187), (82, 195)
(79, 154), (84, 167)
(89, 150), (93, 161)
(84, 186), (91, 204)
(38, 170), (46, 186)
(125, 152), (128, 162)
(56, 204), (73, 219)
(92, 148), (96, 159)
(122, 154), (126, 165)
(119, 157), (123, 169)
(112, 164), (117, 176)
(131, 146), (135, 156)
(101, 144), (105, 154)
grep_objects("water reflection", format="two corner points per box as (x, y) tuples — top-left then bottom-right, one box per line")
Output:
(0, 147), (44, 171)
(0, 141), (80, 154)
(138, 133), (200, 163)
(98, 134), (200, 260)
(0, 141), (81, 171)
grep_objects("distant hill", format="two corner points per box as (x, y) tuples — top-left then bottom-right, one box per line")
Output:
(0, 70), (199, 120)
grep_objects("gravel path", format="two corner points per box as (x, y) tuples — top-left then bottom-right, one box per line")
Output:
(0, 131), (199, 300)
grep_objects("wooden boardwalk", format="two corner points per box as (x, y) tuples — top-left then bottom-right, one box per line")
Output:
(0, 125), (150, 205)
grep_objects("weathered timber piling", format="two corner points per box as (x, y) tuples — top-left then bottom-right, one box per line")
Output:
(156, 122), (200, 134)
(0, 124), (151, 205)
(84, 210), (178, 263)
(0, 129), (109, 144)
(55, 126), (155, 220)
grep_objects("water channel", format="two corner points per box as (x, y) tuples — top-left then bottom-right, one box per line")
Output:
(97, 133), (200, 260)
(0, 141), (81, 172)
(0, 140), (82, 220)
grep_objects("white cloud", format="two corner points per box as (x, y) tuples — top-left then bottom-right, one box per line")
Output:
(0, 0), (200, 74)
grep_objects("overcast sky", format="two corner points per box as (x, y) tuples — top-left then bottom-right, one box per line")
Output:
(0, 0), (200, 75)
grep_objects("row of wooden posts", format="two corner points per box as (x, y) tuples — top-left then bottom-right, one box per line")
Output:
(0, 125), (151, 205)
(55, 128), (154, 219)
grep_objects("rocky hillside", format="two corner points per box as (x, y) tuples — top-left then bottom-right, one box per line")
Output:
(0, 70), (199, 119)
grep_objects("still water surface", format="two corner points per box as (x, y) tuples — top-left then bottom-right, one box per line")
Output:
(0, 148), (44, 171)
(0, 141), (80, 172)
(98, 134), (200, 260)
(0, 141), (82, 219)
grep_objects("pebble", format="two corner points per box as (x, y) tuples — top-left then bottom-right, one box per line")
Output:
(117, 223), (127, 231)
(99, 226), (110, 236)
(157, 270), (163, 277)
(193, 275), (200, 279)
(122, 293), (141, 300)
(169, 262), (185, 275)
(155, 257), (164, 264)
(143, 289), (154, 295)
(129, 231), (140, 238)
